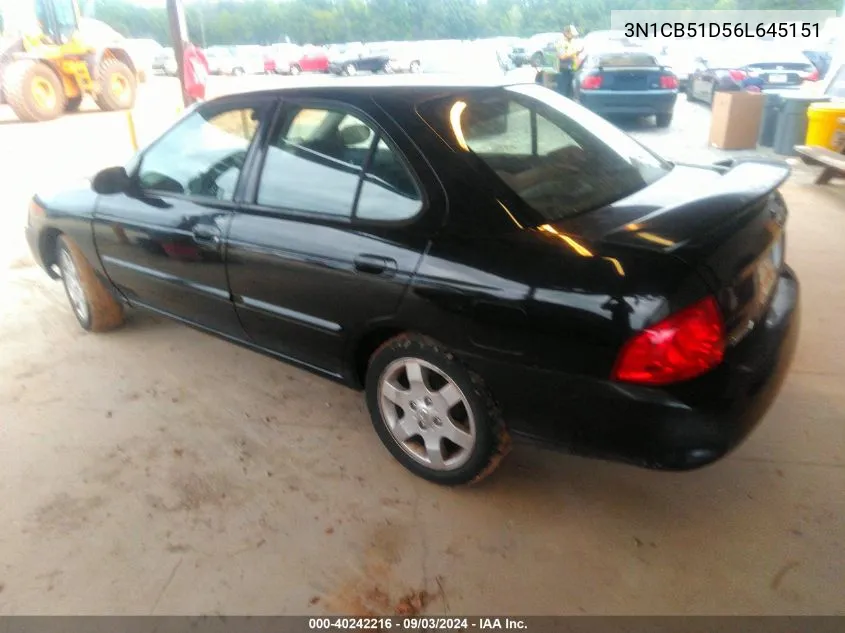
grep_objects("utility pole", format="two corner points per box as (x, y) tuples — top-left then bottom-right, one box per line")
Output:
(166, 0), (190, 107)
(199, 8), (207, 48)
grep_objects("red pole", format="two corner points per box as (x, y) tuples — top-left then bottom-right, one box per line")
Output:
(166, 0), (190, 107)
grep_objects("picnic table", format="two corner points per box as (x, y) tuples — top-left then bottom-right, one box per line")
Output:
(794, 117), (845, 184)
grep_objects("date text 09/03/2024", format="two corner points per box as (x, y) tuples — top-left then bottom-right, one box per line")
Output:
(624, 21), (821, 38)
(308, 618), (528, 630)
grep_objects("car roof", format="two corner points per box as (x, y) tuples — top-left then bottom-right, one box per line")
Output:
(208, 74), (526, 103)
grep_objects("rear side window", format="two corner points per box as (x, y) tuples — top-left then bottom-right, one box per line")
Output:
(257, 105), (421, 221)
(356, 139), (422, 221)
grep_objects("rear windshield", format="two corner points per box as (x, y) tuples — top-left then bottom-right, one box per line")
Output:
(594, 53), (659, 67)
(417, 83), (671, 223)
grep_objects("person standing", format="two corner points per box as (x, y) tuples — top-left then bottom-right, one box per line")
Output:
(555, 25), (582, 98)
(182, 40), (210, 106)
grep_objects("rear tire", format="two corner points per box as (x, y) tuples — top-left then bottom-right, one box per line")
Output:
(56, 236), (124, 332)
(530, 52), (544, 68)
(289, 64), (301, 76)
(409, 60), (421, 73)
(655, 112), (673, 128)
(94, 58), (136, 112)
(344, 63), (357, 76)
(365, 333), (511, 486)
(65, 95), (83, 112)
(2, 60), (66, 122)
(232, 67), (245, 76)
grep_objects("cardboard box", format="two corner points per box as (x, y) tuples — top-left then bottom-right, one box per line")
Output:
(709, 91), (765, 150)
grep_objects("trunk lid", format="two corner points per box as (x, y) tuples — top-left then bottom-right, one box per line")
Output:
(555, 161), (790, 346)
(598, 66), (665, 90)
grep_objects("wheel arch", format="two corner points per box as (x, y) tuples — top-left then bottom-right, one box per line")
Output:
(39, 227), (63, 279)
(347, 324), (409, 389)
(99, 47), (137, 77)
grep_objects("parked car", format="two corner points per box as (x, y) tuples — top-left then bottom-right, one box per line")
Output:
(526, 32), (561, 67)
(290, 45), (330, 74)
(206, 46), (264, 76)
(328, 44), (391, 75)
(572, 49), (679, 127)
(270, 43), (304, 75)
(387, 43), (423, 74)
(232, 46), (269, 75)
(26, 77), (798, 486)
(153, 47), (175, 75)
(687, 49), (819, 104)
(802, 48), (833, 79)
(507, 39), (531, 67)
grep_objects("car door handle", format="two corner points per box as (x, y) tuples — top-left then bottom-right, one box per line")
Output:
(193, 225), (221, 246)
(354, 255), (397, 276)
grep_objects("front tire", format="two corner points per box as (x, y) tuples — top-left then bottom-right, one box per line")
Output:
(289, 64), (301, 76)
(344, 63), (357, 76)
(232, 67), (245, 77)
(57, 236), (125, 332)
(2, 60), (66, 122)
(94, 58), (137, 112)
(409, 60), (421, 73)
(365, 334), (511, 486)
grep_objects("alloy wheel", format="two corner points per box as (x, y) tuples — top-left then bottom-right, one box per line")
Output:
(59, 248), (89, 324)
(378, 357), (476, 471)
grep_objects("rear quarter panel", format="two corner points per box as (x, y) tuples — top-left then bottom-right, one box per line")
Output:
(398, 230), (711, 437)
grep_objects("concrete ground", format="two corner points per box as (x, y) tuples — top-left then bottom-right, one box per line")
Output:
(0, 75), (843, 616)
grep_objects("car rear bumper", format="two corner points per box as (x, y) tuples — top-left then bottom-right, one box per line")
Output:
(579, 90), (678, 116)
(469, 266), (800, 471)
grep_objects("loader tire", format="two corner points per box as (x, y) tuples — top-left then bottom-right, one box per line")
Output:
(94, 58), (136, 112)
(2, 60), (66, 122)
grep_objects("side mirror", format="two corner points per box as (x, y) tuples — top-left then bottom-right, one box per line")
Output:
(91, 166), (131, 195)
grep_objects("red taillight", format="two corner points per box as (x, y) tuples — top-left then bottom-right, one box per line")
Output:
(581, 74), (603, 90)
(660, 74), (679, 89)
(612, 296), (726, 386)
(802, 68), (819, 81)
(728, 69), (747, 83)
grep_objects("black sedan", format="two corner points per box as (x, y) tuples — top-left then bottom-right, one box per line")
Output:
(572, 50), (679, 127)
(26, 77), (799, 486)
(687, 50), (819, 104)
(328, 47), (391, 76)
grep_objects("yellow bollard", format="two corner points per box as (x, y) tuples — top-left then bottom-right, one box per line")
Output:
(126, 110), (139, 152)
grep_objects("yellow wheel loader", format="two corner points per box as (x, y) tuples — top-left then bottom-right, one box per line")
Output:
(0, 0), (140, 122)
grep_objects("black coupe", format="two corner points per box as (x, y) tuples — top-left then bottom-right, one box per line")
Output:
(26, 77), (799, 485)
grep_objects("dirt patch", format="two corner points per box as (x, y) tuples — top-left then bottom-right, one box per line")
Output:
(7, 255), (35, 270)
(318, 521), (439, 616)
(31, 493), (106, 532)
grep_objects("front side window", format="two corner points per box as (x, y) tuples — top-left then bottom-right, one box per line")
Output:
(137, 106), (261, 201)
(418, 84), (670, 223)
